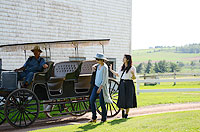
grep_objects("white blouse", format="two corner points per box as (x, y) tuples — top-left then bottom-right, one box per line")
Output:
(118, 66), (136, 80)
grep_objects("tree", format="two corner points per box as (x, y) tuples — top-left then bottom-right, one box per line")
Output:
(154, 62), (160, 73)
(190, 61), (196, 71)
(177, 62), (184, 67)
(176, 43), (200, 53)
(158, 60), (168, 73)
(145, 60), (152, 74)
(136, 63), (143, 73)
(169, 62), (180, 72)
(191, 61), (196, 66)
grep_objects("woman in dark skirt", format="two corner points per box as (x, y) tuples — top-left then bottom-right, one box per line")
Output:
(110, 54), (137, 118)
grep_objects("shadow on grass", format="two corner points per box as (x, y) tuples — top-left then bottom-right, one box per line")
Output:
(75, 123), (103, 132)
(107, 118), (129, 125)
(76, 118), (129, 132)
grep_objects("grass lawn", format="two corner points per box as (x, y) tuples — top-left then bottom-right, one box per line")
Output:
(139, 81), (200, 89)
(137, 92), (200, 107)
(30, 110), (200, 132)
(136, 81), (200, 106)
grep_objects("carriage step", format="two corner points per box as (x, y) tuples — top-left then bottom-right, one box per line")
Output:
(46, 99), (89, 105)
(52, 109), (90, 116)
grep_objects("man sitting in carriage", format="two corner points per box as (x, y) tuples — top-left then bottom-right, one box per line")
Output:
(15, 46), (48, 88)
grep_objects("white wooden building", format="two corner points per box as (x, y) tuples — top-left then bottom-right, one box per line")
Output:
(0, 0), (132, 70)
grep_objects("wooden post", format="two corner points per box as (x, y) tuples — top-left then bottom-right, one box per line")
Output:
(173, 70), (176, 85)
(144, 73), (146, 86)
(136, 75), (140, 95)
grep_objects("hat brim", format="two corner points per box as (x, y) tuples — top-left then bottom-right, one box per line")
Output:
(31, 49), (42, 53)
(94, 57), (108, 61)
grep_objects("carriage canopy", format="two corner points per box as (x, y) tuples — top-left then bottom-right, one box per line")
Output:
(0, 39), (110, 52)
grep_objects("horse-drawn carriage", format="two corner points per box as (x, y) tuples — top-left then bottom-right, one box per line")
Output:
(0, 39), (120, 128)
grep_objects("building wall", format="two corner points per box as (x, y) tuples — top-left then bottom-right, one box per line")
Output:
(0, 0), (132, 71)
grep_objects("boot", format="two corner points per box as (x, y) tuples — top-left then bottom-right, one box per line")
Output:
(124, 114), (128, 119)
(122, 110), (125, 118)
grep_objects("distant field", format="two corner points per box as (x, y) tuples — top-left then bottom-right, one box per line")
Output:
(132, 48), (200, 65)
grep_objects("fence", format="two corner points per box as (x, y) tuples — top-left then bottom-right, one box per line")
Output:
(136, 73), (200, 95)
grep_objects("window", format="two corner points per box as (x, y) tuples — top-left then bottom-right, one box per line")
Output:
(106, 58), (116, 78)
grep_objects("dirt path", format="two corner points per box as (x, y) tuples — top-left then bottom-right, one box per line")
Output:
(1, 102), (200, 132)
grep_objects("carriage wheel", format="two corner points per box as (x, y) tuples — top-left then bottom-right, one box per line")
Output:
(97, 78), (120, 117)
(4, 88), (40, 128)
(64, 97), (90, 116)
(0, 96), (6, 125)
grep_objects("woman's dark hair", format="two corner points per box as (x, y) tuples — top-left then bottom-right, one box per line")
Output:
(121, 54), (132, 73)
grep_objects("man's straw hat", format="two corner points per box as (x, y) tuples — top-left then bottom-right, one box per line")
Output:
(31, 46), (42, 53)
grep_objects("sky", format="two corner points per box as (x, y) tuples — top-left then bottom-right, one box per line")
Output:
(131, 0), (200, 50)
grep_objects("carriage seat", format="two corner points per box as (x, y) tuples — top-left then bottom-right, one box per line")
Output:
(75, 60), (97, 93)
(47, 61), (82, 94)
(32, 61), (54, 84)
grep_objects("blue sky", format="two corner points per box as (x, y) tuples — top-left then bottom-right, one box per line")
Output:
(131, 0), (200, 49)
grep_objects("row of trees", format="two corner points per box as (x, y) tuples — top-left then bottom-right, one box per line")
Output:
(176, 44), (200, 53)
(136, 60), (180, 74)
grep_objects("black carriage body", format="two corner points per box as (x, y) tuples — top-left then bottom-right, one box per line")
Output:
(32, 60), (97, 100)
(0, 39), (121, 128)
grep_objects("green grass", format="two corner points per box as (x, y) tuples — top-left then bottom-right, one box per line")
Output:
(181, 67), (200, 73)
(132, 48), (200, 65)
(136, 81), (200, 106)
(137, 92), (200, 107)
(30, 110), (200, 132)
(140, 81), (200, 89)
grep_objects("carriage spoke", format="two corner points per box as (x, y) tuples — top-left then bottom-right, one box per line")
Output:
(78, 102), (81, 112)
(10, 96), (19, 106)
(109, 104), (112, 116)
(8, 109), (18, 113)
(26, 107), (37, 110)
(112, 94), (118, 97)
(0, 115), (4, 120)
(18, 91), (24, 105)
(111, 103), (117, 112)
(10, 111), (20, 121)
(112, 100), (118, 105)
(25, 110), (37, 117)
(106, 103), (108, 111)
(75, 103), (78, 111)
(23, 112), (27, 126)
(84, 101), (89, 107)
(23, 94), (32, 104)
(14, 112), (21, 124)
(112, 98), (118, 101)
(109, 81), (112, 93)
(97, 103), (101, 109)
(82, 101), (87, 110)
(19, 112), (22, 126)
(63, 98), (88, 116)
(24, 111), (33, 123)
(110, 84), (116, 94)
(0, 111), (6, 125)
(25, 103), (38, 107)
(25, 96), (34, 105)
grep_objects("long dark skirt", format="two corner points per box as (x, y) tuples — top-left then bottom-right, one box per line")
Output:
(117, 79), (137, 109)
